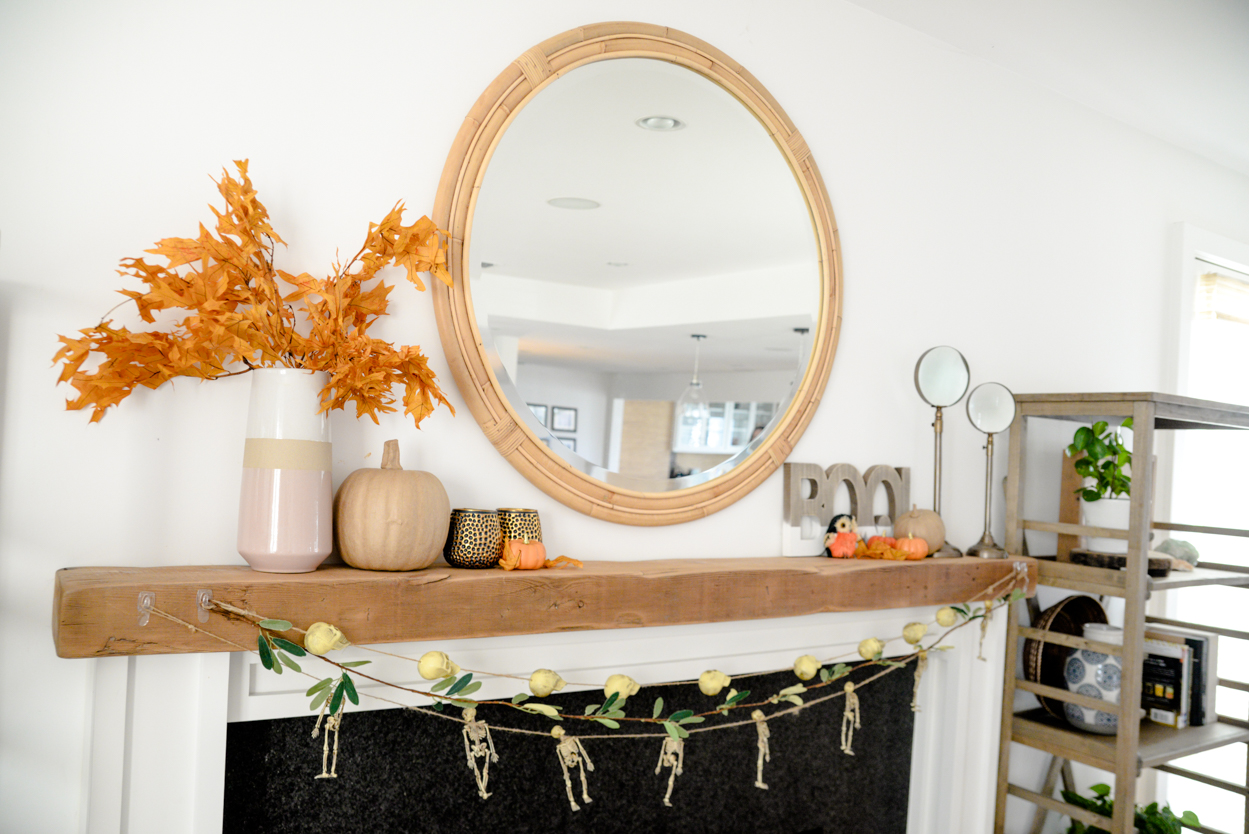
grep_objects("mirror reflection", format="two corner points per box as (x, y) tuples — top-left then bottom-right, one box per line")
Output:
(469, 58), (820, 489)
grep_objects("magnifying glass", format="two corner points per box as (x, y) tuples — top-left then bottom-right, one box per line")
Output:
(914, 347), (970, 557)
(964, 382), (1017, 559)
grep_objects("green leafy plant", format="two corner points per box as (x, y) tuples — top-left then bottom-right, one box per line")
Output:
(1067, 419), (1133, 502)
(256, 619), (305, 675)
(1062, 783), (1199, 834)
(306, 672), (360, 715)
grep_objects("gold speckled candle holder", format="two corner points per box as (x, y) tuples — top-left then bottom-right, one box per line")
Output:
(497, 508), (542, 547)
(444, 509), (501, 569)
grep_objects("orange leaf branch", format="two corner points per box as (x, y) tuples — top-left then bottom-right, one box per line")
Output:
(54, 161), (454, 426)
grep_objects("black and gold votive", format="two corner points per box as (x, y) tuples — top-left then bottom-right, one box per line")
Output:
(444, 509), (501, 569)
(497, 508), (542, 545)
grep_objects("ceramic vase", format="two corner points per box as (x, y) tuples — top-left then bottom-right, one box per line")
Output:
(1063, 622), (1123, 734)
(1081, 496), (1131, 553)
(237, 368), (333, 573)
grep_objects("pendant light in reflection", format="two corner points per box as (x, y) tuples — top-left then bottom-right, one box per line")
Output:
(675, 335), (709, 446)
(793, 327), (809, 377)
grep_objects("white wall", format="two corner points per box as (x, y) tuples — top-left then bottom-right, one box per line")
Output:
(1, 1), (1248, 833)
(514, 362), (611, 465)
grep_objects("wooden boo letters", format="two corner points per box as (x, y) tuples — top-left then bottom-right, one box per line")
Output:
(783, 463), (911, 530)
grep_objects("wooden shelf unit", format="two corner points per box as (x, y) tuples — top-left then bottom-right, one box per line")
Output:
(1011, 708), (1249, 773)
(53, 555), (1037, 659)
(994, 393), (1249, 834)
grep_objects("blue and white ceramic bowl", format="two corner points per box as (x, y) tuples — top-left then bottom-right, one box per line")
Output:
(1063, 623), (1123, 734)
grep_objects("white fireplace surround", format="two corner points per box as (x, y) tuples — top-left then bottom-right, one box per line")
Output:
(78, 606), (1007, 834)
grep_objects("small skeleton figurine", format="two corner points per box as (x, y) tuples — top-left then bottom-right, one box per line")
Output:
(751, 709), (771, 790)
(979, 600), (994, 661)
(654, 735), (685, 807)
(313, 708), (343, 779)
(461, 708), (498, 800)
(551, 726), (594, 811)
(911, 650), (928, 713)
(840, 681), (861, 755)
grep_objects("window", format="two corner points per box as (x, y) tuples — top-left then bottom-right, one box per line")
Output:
(1163, 226), (1249, 833)
(674, 400), (777, 454)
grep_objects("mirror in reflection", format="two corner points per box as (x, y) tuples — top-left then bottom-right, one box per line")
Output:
(469, 58), (820, 488)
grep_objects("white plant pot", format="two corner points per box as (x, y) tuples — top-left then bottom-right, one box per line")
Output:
(1081, 496), (1131, 554)
(237, 368), (333, 573)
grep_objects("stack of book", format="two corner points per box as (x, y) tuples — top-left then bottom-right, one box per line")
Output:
(1142, 625), (1219, 729)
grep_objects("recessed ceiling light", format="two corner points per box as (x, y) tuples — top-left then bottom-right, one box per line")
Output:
(636, 116), (685, 131)
(547, 197), (600, 210)
(607, 262), (628, 267)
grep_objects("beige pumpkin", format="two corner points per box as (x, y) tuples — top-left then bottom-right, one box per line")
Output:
(334, 439), (450, 571)
(894, 504), (945, 556)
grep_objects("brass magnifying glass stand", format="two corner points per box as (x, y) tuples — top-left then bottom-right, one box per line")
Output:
(914, 346), (969, 558)
(930, 405), (963, 557)
(964, 432), (1006, 559)
(964, 381), (1016, 559)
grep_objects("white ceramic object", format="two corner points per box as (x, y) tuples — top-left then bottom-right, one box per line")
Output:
(237, 368), (333, 573)
(1081, 496), (1131, 554)
(1063, 622), (1123, 734)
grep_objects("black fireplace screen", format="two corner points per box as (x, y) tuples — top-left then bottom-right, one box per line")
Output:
(225, 663), (915, 834)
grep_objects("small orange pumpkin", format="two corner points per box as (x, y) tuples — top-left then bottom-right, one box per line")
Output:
(827, 530), (859, 558)
(897, 534), (928, 560)
(867, 535), (897, 549)
(500, 535), (547, 570)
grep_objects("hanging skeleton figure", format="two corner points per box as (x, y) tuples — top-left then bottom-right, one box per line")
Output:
(313, 706), (343, 779)
(840, 681), (861, 755)
(979, 600), (994, 661)
(751, 710), (771, 790)
(551, 726), (594, 811)
(461, 708), (498, 800)
(911, 650), (928, 713)
(654, 735), (685, 807)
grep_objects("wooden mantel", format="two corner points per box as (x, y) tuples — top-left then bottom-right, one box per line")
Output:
(52, 556), (1036, 659)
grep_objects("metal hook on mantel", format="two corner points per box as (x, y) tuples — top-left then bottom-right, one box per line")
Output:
(137, 592), (154, 626)
(196, 589), (213, 623)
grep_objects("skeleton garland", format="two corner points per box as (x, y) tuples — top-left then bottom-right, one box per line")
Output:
(752, 710), (771, 790)
(552, 727), (594, 811)
(840, 681), (861, 755)
(312, 707), (343, 779)
(655, 736), (685, 806)
(461, 708), (498, 800)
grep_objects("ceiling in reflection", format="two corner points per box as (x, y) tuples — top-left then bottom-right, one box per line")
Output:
(472, 58), (814, 292)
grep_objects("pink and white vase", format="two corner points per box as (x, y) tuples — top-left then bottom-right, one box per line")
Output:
(237, 368), (333, 573)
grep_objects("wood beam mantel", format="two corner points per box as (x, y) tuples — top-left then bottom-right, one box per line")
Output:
(53, 556), (1036, 659)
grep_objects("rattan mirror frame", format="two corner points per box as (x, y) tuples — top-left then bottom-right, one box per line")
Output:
(432, 22), (842, 525)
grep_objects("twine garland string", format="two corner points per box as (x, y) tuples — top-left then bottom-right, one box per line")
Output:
(142, 566), (1023, 804)
(141, 566), (1025, 801)
(144, 567), (1022, 743)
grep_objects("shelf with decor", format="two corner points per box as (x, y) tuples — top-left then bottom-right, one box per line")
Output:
(993, 392), (1249, 834)
(52, 555), (1036, 659)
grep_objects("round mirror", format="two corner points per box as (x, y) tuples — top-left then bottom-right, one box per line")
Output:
(433, 24), (842, 525)
(966, 382), (1017, 434)
(914, 346), (970, 408)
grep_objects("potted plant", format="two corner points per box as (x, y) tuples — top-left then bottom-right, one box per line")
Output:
(1061, 783), (1199, 834)
(54, 161), (455, 571)
(1066, 418), (1132, 553)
